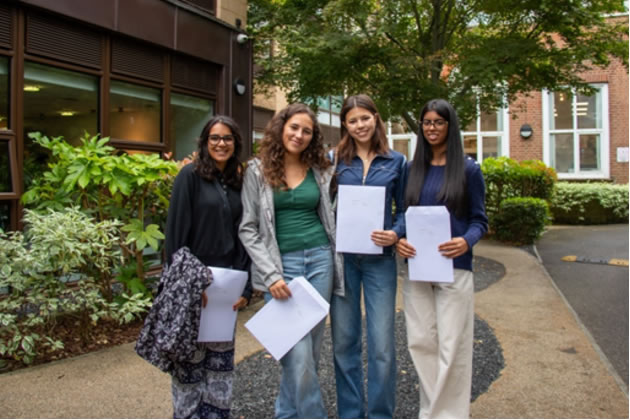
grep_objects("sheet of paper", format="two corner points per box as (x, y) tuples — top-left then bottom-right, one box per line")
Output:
(336, 184), (386, 254)
(244, 276), (329, 360)
(197, 267), (248, 342)
(405, 206), (454, 283)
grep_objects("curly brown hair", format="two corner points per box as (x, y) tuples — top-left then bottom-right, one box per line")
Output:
(337, 94), (390, 164)
(258, 103), (330, 189)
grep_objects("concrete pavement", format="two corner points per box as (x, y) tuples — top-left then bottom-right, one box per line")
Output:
(0, 239), (627, 418)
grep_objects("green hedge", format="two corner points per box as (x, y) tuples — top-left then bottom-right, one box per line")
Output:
(481, 157), (556, 237)
(493, 197), (551, 244)
(551, 182), (629, 224)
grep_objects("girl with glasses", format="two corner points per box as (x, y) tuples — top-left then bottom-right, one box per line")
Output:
(397, 99), (488, 418)
(164, 115), (252, 418)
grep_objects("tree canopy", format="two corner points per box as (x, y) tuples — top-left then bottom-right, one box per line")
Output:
(248, 0), (628, 131)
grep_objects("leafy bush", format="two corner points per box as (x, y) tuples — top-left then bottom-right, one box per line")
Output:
(481, 157), (556, 233)
(21, 132), (178, 293)
(0, 208), (151, 365)
(551, 182), (629, 224)
(493, 197), (551, 245)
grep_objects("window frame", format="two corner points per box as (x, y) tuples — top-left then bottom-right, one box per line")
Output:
(460, 103), (510, 162)
(542, 84), (610, 179)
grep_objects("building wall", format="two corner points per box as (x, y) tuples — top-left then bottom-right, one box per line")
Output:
(509, 55), (629, 184)
(217, 0), (247, 28)
(0, 0), (253, 231)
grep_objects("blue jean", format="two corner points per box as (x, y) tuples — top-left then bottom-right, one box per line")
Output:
(331, 253), (397, 419)
(264, 245), (334, 419)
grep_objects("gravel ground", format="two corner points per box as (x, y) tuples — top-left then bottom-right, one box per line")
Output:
(233, 256), (505, 419)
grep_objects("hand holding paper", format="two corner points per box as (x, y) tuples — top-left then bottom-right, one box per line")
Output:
(404, 206), (454, 283)
(197, 267), (248, 342)
(245, 277), (329, 360)
(336, 185), (386, 254)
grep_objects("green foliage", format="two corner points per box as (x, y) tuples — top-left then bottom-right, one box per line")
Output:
(0, 208), (151, 365)
(249, 0), (628, 130)
(550, 182), (629, 224)
(493, 197), (551, 245)
(481, 157), (556, 229)
(22, 132), (178, 292)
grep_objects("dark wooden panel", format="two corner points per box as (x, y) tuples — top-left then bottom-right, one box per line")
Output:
(18, 0), (116, 30)
(112, 38), (164, 82)
(171, 54), (218, 94)
(176, 10), (229, 64)
(118, 0), (175, 49)
(180, 0), (215, 14)
(26, 13), (102, 69)
(0, 3), (12, 49)
(230, 35), (252, 156)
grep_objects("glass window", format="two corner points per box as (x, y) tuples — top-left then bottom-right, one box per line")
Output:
(23, 62), (98, 190)
(461, 103), (508, 162)
(0, 140), (12, 193)
(552, 92), (573, 130)
(482, 136), (501, 160)
(23, 62), (98, 144)
(170, 93), (214, 160)
(0, 56), (8, 131)
(550, 133), (574, 173)
(316, 95), (341, 128)
(545, 85), (608, 177)
(110, 80), (161, 143)
(0, 201), (9, 232)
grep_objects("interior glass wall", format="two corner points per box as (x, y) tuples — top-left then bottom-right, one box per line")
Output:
(23, 62), (98, 189)
(170, 92), (214, 160)
(110, 80), (161, 143)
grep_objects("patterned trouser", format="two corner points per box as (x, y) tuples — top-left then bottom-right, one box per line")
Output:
(171, 341), (235, 419)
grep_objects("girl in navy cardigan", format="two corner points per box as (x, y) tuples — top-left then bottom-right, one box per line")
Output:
(397, 99), (488, 418)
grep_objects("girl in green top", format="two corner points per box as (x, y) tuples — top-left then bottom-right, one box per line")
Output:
(239, 103), (343, 418)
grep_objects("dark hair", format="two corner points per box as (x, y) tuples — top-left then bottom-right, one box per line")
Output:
(194, 115), (243, 190)
(259, 103), (330, 189)
(337, 94), (390, 164)
(405, 99), (467, 218)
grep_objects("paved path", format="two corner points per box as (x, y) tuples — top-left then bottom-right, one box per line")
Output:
(0, 240), (627, 418)
(536, 224), (629, 389)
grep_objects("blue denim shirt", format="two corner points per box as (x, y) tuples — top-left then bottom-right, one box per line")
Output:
(335, 150), (408, 254)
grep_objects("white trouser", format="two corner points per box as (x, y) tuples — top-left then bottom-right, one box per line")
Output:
(403, 269), (474, 419)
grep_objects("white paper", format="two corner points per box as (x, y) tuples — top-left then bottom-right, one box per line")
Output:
(405, 206), (454, 283)
(336, 185), (386, 254)
(244, 276), (329, 360)
(197, 267), (248, 342)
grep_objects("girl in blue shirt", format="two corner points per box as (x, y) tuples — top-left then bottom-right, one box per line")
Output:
(397, 99), (488, 418)
(331, 94), (407, 419)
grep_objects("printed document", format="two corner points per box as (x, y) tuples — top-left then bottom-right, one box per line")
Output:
(405, 206), (454, 283)
(336, 184), (386, 254)
(244, 276), (329, 360)
(198, 267), (248, 342)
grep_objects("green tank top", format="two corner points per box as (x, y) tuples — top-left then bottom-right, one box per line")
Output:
(273, 169), (330, 254)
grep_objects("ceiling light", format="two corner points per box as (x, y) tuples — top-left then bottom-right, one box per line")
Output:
(60, 111), (75, 117)
(24, 85), (40, 92)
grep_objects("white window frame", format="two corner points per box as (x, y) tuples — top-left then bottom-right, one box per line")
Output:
(460, 104), (510, 162)
(542, 84), (610, 179)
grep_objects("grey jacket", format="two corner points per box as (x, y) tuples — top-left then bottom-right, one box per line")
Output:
(238, 158), (344, 296)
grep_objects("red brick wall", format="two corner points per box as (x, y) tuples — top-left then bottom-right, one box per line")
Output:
(507, 16), (629, 184)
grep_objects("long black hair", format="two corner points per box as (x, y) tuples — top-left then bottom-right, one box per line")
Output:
(194, 115), (244, 190)
(405, 99), (467, 218)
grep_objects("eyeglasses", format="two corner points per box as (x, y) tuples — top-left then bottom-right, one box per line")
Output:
(208, 134), (235, 144)
(422, 119), (448, 128)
